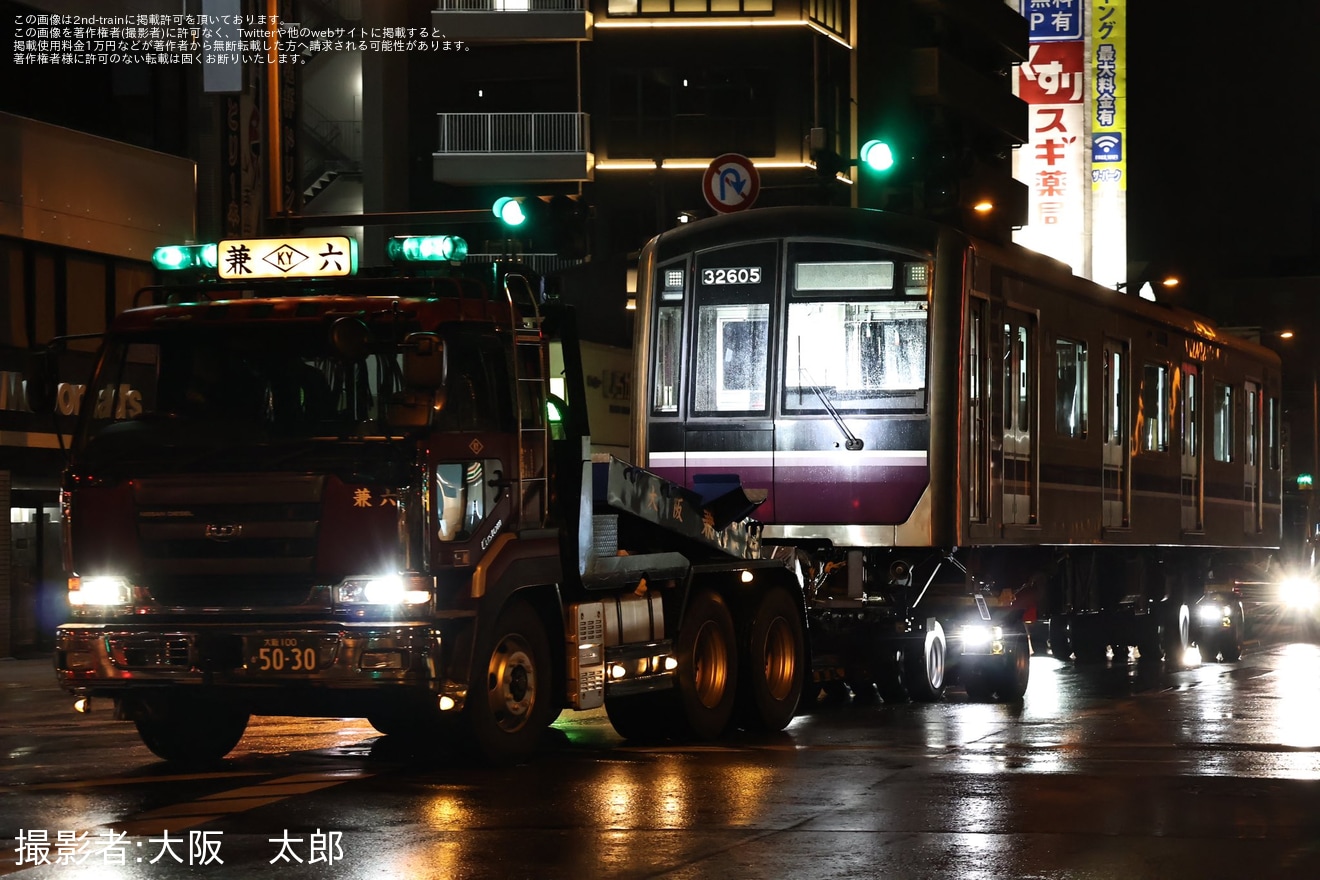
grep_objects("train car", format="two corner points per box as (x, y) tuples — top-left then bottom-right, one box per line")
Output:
(631, 206), (1282, 702)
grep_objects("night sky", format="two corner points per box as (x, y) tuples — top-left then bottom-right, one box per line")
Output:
(1125, 2), (1320, 286)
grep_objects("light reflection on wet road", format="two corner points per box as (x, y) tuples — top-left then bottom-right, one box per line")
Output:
(4, 639), (1320, 878)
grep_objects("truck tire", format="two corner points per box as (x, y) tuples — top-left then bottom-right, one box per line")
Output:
(605, 692), (672, 742)
(673, 589), (738, 740)
(134, 698), (249, 764)
(466, 599), (556, 765)
(904, 621), (947, 702)
(737, 586), (806, 732)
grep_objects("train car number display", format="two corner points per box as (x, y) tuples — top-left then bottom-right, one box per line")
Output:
(701, 266), (762, 285)
(245, 635), (323, 673)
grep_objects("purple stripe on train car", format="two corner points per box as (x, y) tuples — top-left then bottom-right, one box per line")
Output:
(648, 451), (928, 525)
(772, 453), (929, 524)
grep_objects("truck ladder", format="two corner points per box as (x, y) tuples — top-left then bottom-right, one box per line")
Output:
(505, 275), (548, 529)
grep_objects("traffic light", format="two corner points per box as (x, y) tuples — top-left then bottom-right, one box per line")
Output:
(859, 139), (897, 174)
(856, 0), (1028, 238)
(548, 194), (589, 260)
(493, 196), (529, 228)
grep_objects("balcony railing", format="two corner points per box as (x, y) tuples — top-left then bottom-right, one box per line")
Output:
(437, 112), (590, 154)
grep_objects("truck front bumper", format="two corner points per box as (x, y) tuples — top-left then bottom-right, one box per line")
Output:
(55, 622), (467, 716)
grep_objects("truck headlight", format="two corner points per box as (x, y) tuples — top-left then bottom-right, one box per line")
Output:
(336, 573), (431, 606)
(1197, 603), (1232, 623)
(68, 575), (132, 607)
(1280, 577), (1320, 609)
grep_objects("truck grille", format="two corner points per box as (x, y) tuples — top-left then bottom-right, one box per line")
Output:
(133, 474), (327, 606)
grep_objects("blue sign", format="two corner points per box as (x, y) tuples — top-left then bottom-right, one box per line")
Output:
(1020, 0), (1082, 42)
(1092, 132), (1123, 164)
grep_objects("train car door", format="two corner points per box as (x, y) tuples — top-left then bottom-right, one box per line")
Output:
(1180, 362), (1203, 532)
(686, 243), (778, 512)
(1002, 310), (1037, 525)
(1245, 380), (1263, 533)
(1102, 339), (1130, 528)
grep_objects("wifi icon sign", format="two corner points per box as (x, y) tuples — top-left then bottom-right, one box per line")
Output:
(1093, 133), (1123, 163)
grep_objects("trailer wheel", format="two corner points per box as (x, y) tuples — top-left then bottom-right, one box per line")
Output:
(737, 586), (806, 732)
(466, 599), (555, 764)
(994, 626), (1031, 701)
(1162, 603), (1191, 663)
(1047, 616), (1073, 660)
(961, 661), (995, 702)
(134, 698), (249, 764)
(962, 625), (1030, 702)
(903, 622), (947, 702)
(673, 589), (738, 740)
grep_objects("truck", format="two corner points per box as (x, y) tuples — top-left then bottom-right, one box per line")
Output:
(32, 234), (807, 765)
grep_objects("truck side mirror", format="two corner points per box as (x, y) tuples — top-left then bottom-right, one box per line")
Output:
(24, 348), (58, 413)
(330, 317), (370, 360)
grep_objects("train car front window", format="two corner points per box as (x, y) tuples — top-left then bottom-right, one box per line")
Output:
(782, 251), (931, 414)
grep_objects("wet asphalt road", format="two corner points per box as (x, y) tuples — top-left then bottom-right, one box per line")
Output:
(4, 632), (1320, 879)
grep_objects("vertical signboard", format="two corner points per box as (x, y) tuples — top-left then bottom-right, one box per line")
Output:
(1013, 36), (1088, 275)
(1090, 0), (1127, 291)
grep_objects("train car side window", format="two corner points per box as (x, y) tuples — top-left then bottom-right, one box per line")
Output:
(1140, 363), (1170, 453)
(1268, 396), (1281, 470)
(1054, 337), (1088, 438)
(652, 262), (686, 414)
(1212, 382), (1234, 462)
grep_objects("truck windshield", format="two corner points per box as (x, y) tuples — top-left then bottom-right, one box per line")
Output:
(76, 325), (408, 453)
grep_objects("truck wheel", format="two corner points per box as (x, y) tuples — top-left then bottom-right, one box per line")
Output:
(903, 621), (947, 702)
(673, 589), (738, 740)
(466, 599), (556, 765)
(605, 692), (672, 742)
(134, 699), (249, 764)
(737, 586), (805, 732)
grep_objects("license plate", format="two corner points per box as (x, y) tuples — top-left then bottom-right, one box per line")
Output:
(245, 635), (331, 674)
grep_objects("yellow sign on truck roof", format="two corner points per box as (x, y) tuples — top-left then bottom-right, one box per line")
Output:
(216, 236), (358, 280)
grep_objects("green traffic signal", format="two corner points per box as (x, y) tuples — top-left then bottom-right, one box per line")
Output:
(860, 139), (896, 173)
(493, 196), (527, 227)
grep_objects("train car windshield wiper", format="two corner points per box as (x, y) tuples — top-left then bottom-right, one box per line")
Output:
(798, 365), (863, 451)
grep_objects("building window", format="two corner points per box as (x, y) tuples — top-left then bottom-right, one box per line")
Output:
(607, 67), (774, 158)
(1054, 337), (1087, 438)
